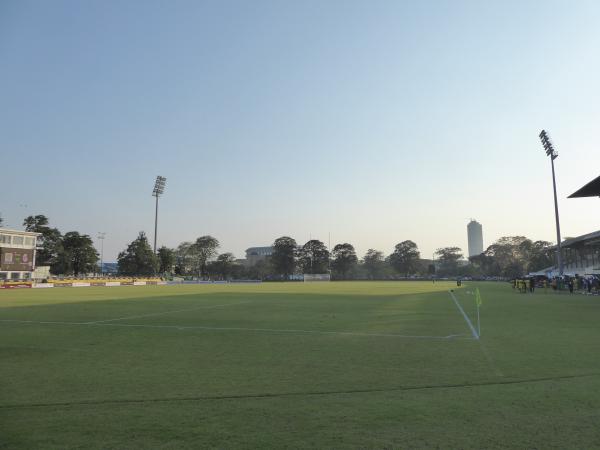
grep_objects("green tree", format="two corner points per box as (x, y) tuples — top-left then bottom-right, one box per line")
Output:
(469, 253), (499, 277)
(435, 247), (463, 276)
(528, 240), (554, 272)
(174, 241), (194, 275)
(229, 262), (249, 280)
(60, 232), (99, 275)
(117, 232), (159, 275)
(362, 249), (385, 279)
(23, 215), (49, 232)
(22, 215), (64, 271)
(298, 240), (329, 274)
(213, 252), (236, 280)
(477, 236), (554, 278)
(246, 258), (272, 281)
(388, 240), (421, 276)
(271, 236), (297, 279)
(191, 236), (220, 278)
(157, 246), (176, 274)
(483, 236), (532, 278)
(331, 243), (358, 279)
(44, 229), (66, 274)
(427, 263), (436, 275)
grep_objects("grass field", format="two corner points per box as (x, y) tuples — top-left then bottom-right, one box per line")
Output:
(2, 281), (600, 449)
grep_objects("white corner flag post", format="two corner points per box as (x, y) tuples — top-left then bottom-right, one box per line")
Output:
(475, 288), (482, 338)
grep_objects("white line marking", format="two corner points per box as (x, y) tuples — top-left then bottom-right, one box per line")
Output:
(449, 291), (479, 340)
(2, 344), (89, 353)
(0, 319), (471, 340)
(478, 339), (504, 377)
(83, 301), (252, 324)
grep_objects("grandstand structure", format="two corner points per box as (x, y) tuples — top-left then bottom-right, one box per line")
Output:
(559, 231), (600, 276)
(0, 228), (41, 281)
(569, 174), (600, 198)
(548, 174), (600, 276)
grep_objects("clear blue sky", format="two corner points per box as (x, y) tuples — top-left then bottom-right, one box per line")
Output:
(2, 0), (600, 261)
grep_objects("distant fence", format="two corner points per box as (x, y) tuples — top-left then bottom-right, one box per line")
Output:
(0, 282), (34, 289)
(167, 280), (262, 285)
(1, 278), (262, 290)
(38, 278), (166, 288)
(0, 279), (165, 289)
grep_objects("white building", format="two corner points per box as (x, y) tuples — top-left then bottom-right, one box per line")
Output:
(467, 220), (483, 257)
(0, 228), (41, 280)
(245, 246), (273, 266)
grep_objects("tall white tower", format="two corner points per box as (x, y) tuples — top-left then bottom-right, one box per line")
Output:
(467, 220), (483, 257)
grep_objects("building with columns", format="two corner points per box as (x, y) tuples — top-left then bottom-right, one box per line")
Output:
(0, 228), (41, 281)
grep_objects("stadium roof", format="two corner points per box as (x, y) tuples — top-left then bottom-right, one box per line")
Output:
(568, 174), (600, 198)
(561, 230), (600, 248)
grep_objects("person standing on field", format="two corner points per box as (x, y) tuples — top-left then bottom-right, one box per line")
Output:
(529, 278), (535, 293)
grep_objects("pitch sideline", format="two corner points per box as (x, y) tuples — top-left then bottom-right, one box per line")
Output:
(0, 318), (471, 340)
(449, 290), (479, 340)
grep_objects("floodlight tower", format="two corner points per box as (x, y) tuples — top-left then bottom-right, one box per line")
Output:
(539, 130), (563, 276)
(152, 176), (167, 254)
(97, 232), (106, 275)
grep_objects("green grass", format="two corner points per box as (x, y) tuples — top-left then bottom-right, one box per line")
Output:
(2, 281), (600, 449)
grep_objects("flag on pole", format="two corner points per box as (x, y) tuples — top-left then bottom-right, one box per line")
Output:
(475, 288), (482, 307)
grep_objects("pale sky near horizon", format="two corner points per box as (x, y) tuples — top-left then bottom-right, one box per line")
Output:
(1, 0), (600, 262)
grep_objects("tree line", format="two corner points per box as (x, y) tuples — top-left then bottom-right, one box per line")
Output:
(21, 215), (99, 275)
(12, 215), (555, 279)
(469, 236), (554, 279)
(117, 234), (426, 280)
(118, 234), (555, 280)
(119, 233), (554, 280)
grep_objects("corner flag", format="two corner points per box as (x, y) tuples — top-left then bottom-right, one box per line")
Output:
(475, 288), (482, 307)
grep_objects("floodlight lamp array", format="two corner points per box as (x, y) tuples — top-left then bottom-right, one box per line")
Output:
(152, 176), (167, 197)
(539, 130), (558, 160)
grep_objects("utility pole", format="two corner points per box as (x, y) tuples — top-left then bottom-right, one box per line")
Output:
(97, 232), (106, 275)
(328, 232), (331, 273)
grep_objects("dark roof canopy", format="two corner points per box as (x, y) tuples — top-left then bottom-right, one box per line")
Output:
(568, 175), (600, 198)
(561, 230), (600, 248)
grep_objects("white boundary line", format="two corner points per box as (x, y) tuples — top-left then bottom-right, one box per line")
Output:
(449, 290), (479, 340)
(84, 301), (252, 324)
(0, 319), (471, 340)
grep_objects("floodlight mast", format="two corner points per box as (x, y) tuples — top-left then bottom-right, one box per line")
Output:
(152, 176), (166, 254)
(539, 130), (563, 276)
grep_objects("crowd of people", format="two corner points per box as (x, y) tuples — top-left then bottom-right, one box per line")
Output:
(513, 274), (600, 295)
